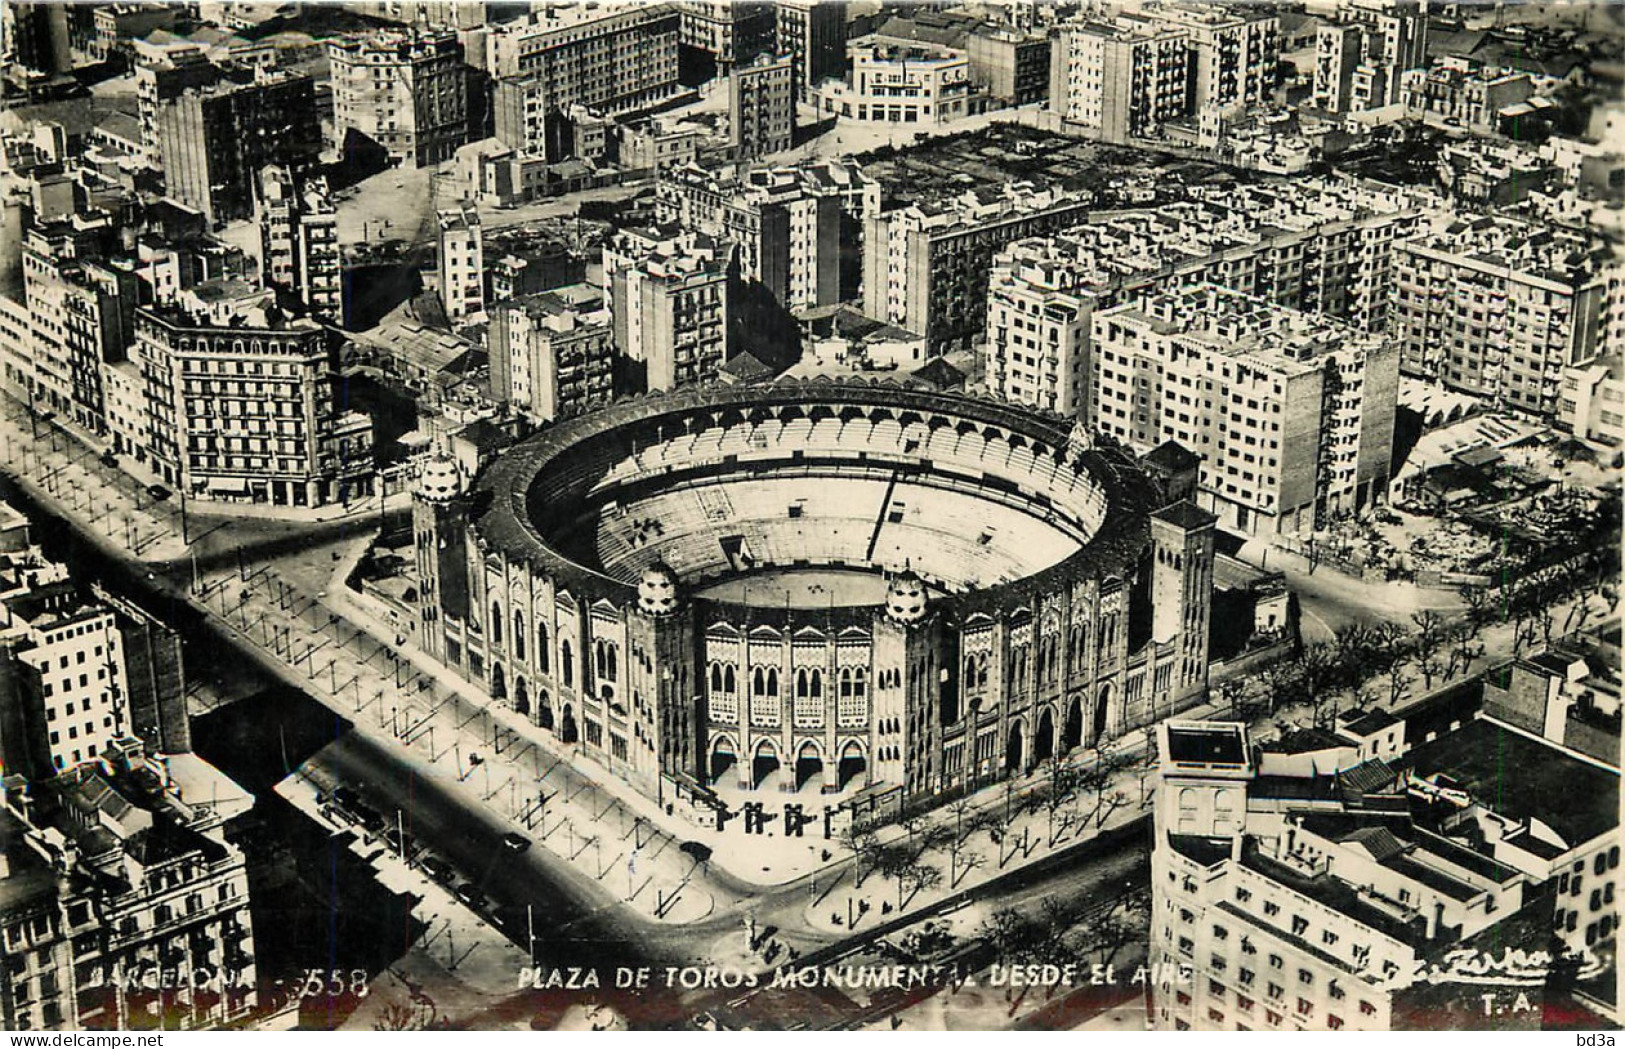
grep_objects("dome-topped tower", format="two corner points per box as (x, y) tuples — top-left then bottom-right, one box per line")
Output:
(416, 455), (462, 503)
(884, 567), (928, 625)
(637, 561), (681, 616)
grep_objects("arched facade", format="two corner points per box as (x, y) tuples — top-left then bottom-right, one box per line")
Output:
(413, 380), (1215, 820)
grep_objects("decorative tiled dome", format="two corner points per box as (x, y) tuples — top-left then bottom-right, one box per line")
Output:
(884, 567), (928, 625)
(637, 560), (681, 616)
(416, 456), (462, 502)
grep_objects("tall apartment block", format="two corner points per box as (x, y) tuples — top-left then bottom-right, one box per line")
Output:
(20, 218), (137, 437)
(1392, 215), (1619, 418)
(1089, 285), (1399, 534)
(487, 4), (681, 149)
(774, 0), (846, 99)
(0, 550), (130, 777)
(656, 159), (877, 311)
(1050, 16), (1191, 143)
(1313, 0), (1428, 114)
(146, 66), (321, 225)
(1143, 0), (1278, 114)
(674, 0), (773, 76)
(605, 226), (732, 393)
(437, 203), (484, 322)
(488, 287), (616, 425)
(328, 28), (470, 168)
(131, 285), (374, 508)
(862, 183), (1099, 356)
(729, 52), (795, 160)
(133, 46), (221, 167)
(984, 177), (1433, 423)
(1148, 715), (1619, 1031)
(257, 165), (342, 321)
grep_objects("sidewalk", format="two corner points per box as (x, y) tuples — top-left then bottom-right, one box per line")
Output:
(0, 390), (411, 541)
(198, 556), (720, 927)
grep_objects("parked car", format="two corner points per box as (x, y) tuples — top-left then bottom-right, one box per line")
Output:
(420, 856), (456, 884)
(501, 832), (531, 854)
(455, 883), (486, 909)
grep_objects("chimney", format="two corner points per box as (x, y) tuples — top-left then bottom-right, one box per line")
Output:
(1425, 901), (1444, 939)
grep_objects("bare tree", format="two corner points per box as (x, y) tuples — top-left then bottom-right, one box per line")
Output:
(1091, 789), (1131, 829)
(898, 861), (943, 910)
(841, 825), (882, 888)
(952, 849), (988, 889)
(897, 812), (929, 858)
(1297, 641), (1339, 719)
(1216, 678), (1247, 720)
(1458, 585), (1494, 629)
(1411, 610), (1446, 690)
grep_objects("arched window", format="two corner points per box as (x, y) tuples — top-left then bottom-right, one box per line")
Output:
(964, 654), (977, 688)
(796, 668), (809, 698)
(561, 640), (573, 687)
(491, 601), (503, 645)
(536, 622), (550, 673)
(513, 611), (526, 660)
(810, 668), (822, 697)
(753, 667), (766, 696)
(723, 665), (736, 693)
(766, 668), (778, 696)
(710, 663), (723, 693)
(852, 667), (866, 697)
(839, 667), (853, 697)
(606, 643), (617, 682)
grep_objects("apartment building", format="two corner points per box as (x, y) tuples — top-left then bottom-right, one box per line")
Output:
(861, 183), (1102, 356)
(437, 203), (485, 322)
(0, 552), (128, 776)
(131, 284), (374, 508)
(1089, 285), (1398, 534)
(20, 218), (137, 437)
(1143, 0), (1278, 115)
(486, 4), (681, 126)
(488, 286), (615, 425)
(328, 28), (470, 168)
(146, 66), (322, 224)
(1391, 215), (1618, 417)
(983, 177), (1434, 413)
(132, 45), (221, 166)
(656, 160), (877, 311)
(673, 0), (773, 75)
(812, 38), (980, 128)
(605, 226), (731, 393)
(774, 0), (846, 98)
(257, 165), (341, 320)
(0, 747), (257, 1031)
(1558, 356), (1625, 448)
(1149, 715), (1618, 1031)
(1049, 16), (1191, 144)
(1313, 0), (1428, 114)
(1400, 58), (1533, 134)
(964, 26), (1050, 107)
(729, 51), (795, 160)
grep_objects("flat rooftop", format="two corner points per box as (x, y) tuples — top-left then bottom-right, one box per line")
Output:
(1402, 717), (1619, 848)
(1167, 723), (1248, 766)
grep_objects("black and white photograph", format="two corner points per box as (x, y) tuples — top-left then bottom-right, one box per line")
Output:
(0, 0), (1618, 1034)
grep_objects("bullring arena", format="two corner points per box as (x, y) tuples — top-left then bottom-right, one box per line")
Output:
(412, 380), (1217, 824)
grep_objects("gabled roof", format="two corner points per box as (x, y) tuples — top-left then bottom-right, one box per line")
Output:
(1341, 824), (1406, 863)
(910, 357), (965, 390)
